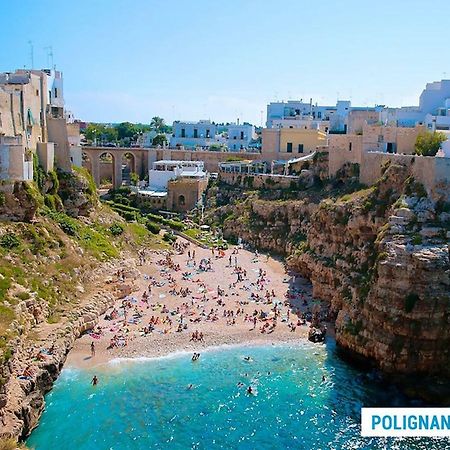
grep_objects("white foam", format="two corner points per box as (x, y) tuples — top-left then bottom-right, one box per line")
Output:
(105, 340), (320, 367)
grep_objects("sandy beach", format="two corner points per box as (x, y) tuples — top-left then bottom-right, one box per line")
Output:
(66, 239), (324, 369)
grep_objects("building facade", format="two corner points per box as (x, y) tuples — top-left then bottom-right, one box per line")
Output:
(226, 123), (256, 151)
(261, 128), (327, 161)
(170, 120), (218, 149)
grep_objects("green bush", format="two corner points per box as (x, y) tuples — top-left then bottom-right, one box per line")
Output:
(147, 213), (164, 223)
(0, 233), (21, 249)
(145, 221), (161, 234)
(163, 232), (176, 242)
(109, 223), (124, 236)
(415, 131), (446, 156)
(162, 219), (184, 231)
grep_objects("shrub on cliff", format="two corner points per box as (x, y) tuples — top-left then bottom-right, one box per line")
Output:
(0, 232), (21, 249)
(109, 223), (124, 236)
(145, 221), (161, 234)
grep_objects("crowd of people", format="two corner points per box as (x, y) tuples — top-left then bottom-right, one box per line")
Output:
(82, 237), (322, 366)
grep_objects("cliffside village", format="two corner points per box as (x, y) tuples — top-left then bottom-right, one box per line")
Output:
(1, 68), (449, 213)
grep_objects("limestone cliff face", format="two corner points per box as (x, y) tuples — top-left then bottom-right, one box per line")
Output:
(57, 168), (98, 217)
(0, 182), (41, 222)
(0, 291), (115, 440)
(216, 164), (450, 388)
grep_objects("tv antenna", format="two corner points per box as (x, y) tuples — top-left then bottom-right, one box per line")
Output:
(44, 46), (54, 68)
(28, 40), (34, 69)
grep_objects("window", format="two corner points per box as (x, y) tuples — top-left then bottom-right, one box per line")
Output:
(179, 195), (185, 206)
(298, 144), (304, 153)
(378, 134), (384, 143)
(349, 142), (352, 151)
(181, 128), (186, 137)
(240, 131), (244, 139)
(54, 87), (58, 98)
(206, 129), (210, 138)
(317, 112), (322, 119)
(286, 142), (293, 153)
(36, 89), (39, 96)
(387, 142), (396, 154)
(194, 129), (198, 138)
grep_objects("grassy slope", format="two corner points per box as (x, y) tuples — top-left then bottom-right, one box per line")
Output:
(0, 203), (166, 366)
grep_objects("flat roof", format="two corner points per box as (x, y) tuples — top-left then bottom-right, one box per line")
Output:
(137, 188), (168, 197)
(154, 160), (204, 164)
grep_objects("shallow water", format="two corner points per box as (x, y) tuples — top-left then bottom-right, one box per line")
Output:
(27, 340), (448, 449)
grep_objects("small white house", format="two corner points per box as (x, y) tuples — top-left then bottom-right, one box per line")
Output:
(226, 124), (256, 151)
(148, 160), (206, 190)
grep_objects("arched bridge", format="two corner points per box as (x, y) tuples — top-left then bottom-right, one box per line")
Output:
(81, 146), (262, 189)
(81, 146), (149, 188)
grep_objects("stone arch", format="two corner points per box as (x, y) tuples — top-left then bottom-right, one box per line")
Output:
(121, 152), (137, 185)
(99, 151), (116, 188)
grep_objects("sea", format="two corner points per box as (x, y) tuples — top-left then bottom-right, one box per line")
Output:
(27, 339), (449, 449)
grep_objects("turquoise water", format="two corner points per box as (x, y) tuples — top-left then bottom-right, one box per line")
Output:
(27, 340), (447, 450)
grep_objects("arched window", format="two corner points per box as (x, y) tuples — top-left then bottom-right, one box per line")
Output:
(178, 195), (185, 206)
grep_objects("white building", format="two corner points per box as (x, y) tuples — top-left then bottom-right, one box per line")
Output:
(266, 99), (351, 133)
(226, 123), (256, 151)
(148, 160), (206, 190)
(267, 80), (450, 132)
(170, 120), (218, 149)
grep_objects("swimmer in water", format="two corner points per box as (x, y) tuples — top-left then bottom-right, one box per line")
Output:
(91, 375), (98, 386)
(187, 384), (194, 390)
(243, 356), (252, 362)
(322, 375), (326, 382)
(247, 386), (254, 395)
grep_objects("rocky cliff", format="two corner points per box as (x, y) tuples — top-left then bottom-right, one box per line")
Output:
(209, 163), (450, 400)
(0, 169), (164, 441)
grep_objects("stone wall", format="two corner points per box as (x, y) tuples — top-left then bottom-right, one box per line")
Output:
(167, 177), (208, 212)
(219, 172), (301, 190)
(328, 135), (363, 176)
(360, 152), (450, 201)
(149, 148), (260, 173)
(47, 117), (72, 171)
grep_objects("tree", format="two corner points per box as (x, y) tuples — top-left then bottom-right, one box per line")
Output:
(152, 134), (168, 146)
(130, 172), (139, 186)
(415, 131), (446, 156)
(150, 116), (165, 133)
(84, 123), (117, 144)
(116, 122), (137, 140)
(209, 143), (227, 152)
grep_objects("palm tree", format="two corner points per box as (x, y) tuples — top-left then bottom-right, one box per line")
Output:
(150, 116), (165, 133)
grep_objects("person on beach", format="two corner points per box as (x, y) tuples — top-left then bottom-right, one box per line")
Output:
(90, 342), (95, 358)
(91, 375), (98, 386)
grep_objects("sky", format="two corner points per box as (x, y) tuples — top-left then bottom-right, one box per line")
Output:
(2, 0), (449, 125)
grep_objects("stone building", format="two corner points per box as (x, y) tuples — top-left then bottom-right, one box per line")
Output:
(0, 68), (76, 182)
(137, 160), (208, 213)
(261, 128), (327, 161)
